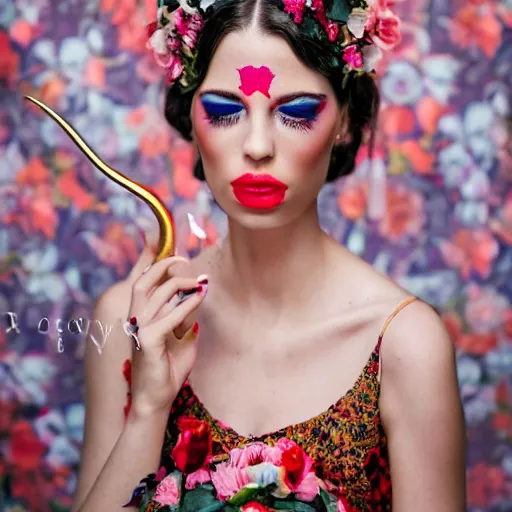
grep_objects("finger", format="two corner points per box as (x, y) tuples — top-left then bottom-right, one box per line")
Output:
(155, 275), (208, 322)
(127, 232), (159, 281)
(132, 256), (189, 298)
(146, 277), (203, 320)
(155, 289), (206, 335)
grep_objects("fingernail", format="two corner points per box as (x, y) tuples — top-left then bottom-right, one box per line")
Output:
(197, 274), (208, 285)
(184, 322), (199, 341)
(142, 264), (151, 274)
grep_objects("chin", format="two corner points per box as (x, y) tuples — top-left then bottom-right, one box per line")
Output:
(224, 200), (309, 232)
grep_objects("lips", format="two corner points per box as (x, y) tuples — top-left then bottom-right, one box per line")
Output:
(231, 173), (288, 210)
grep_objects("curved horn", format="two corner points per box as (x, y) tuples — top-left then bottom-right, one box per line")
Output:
(25, 95), (175, 261)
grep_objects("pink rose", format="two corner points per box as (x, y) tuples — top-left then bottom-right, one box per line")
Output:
(342, 45), (364, 69)
(241, 503), (274, 512)
(283, 0), (306, 23)
(326, 21), (339, 42)
(229, 442), (282, 468)
(153, 475), (180, 506)
(372, 10), (401, 50)
(165, 54), (184, 84)
(173, 8), (188, 36)
(185, 467), (211, 489)
(210, 462), (252, 501)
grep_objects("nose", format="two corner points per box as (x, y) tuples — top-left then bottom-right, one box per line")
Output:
(243, 113), (274, 164)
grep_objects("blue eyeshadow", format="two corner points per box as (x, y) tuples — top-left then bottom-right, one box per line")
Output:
(200, 93), (244, 117)
(278, 97), (322, 119)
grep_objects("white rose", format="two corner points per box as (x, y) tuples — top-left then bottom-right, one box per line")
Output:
(149, 28), (169, 55)
(362, 44), (383, 71)
(347, 8), (368, 38)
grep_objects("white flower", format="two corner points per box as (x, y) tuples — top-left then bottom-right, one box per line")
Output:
(149, 28), (171, 55)
(245, 463), (279, 487)
(178, 0), (198, 15)
(347, 8), (368, 38)
(362, 45), (382, 72)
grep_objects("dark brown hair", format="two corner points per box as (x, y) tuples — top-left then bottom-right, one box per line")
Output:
(164, 0), (380, 182)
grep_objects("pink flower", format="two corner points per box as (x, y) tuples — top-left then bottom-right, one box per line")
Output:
(210, 462), (252, 501)
(172, 8), (188, 36)
(283, 0), (306, 23)
(168, 37), (181, 52)
(185, 467), (211, 489)
(165, 54), (184, 84)
(153, 475), (180, 506)
(241, 503), (274, 512)
(230, 442), (282, 468)
(275, 438), (319, 501)
(342, 45), (364, 69)
(372, 10), (401, 50)
(365, 1), (402, 51)
(326, 21), (339, 42)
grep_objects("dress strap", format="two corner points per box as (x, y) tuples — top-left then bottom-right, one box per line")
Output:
(375, 296), (418, 355)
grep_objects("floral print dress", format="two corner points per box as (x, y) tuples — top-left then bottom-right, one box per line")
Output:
(124, 297), (418, 511)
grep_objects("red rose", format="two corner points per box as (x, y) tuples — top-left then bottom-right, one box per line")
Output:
(282, 444), (307, 488)
(171, 417), (212, 474)
(241, 502), (274, 511)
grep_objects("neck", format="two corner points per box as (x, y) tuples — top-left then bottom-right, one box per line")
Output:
(217, 201), (334, 317)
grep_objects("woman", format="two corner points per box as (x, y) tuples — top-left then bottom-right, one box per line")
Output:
(72, 0), (466, 510)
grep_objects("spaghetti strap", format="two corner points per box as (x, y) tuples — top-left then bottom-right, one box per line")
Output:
(375, 296), (418, 354)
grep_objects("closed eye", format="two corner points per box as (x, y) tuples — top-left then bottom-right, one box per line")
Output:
(277, 97), (325, 120)
(200, 93), (244, 117)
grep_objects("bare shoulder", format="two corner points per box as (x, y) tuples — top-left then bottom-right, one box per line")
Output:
(376, 301), (466, 509)
(379, 298), (456, 376)
(378, 296), (464, 434)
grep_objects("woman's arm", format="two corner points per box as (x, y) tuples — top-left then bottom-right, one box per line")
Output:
(76, 409), (169, 511)
(73, 244), (157, 510)
(72, 281), (133, 511)
(379, 301), (466, 511)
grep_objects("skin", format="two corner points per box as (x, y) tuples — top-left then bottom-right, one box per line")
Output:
(73, 26), (466, 512)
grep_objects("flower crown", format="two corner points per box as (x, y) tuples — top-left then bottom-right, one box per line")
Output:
(147, 0), (402, 91)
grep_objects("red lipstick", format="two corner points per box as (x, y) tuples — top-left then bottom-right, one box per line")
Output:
(231, 173), (288, 209)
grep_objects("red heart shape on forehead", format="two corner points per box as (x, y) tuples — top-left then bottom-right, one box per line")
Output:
(237, 65), (275, 98)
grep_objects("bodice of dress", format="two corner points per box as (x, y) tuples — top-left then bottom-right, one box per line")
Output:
(124, 296), (418, 511)
(158, 344), (391, 512)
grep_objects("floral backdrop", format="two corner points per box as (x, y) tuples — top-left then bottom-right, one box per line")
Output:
(0, 0), (511, 511)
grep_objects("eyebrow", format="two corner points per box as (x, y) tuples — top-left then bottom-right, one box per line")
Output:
(199, 90), (326, 107)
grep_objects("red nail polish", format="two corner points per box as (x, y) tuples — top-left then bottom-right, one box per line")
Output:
(192, 322), (199, 335)
(197, 285), (203, 293)
(197, 274), (209, 285)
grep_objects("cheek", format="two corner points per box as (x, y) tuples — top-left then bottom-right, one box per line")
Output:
(285, 116), (335, 175)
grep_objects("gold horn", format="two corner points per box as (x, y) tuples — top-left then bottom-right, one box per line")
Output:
(24, 96), (175, 261)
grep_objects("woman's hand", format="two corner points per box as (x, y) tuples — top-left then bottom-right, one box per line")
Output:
(126, 252), (207, 419)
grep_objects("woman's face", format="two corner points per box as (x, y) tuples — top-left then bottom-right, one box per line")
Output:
(191, 28), (345, 229)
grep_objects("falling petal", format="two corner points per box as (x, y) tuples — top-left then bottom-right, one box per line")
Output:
(187, 213), (207, 240)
